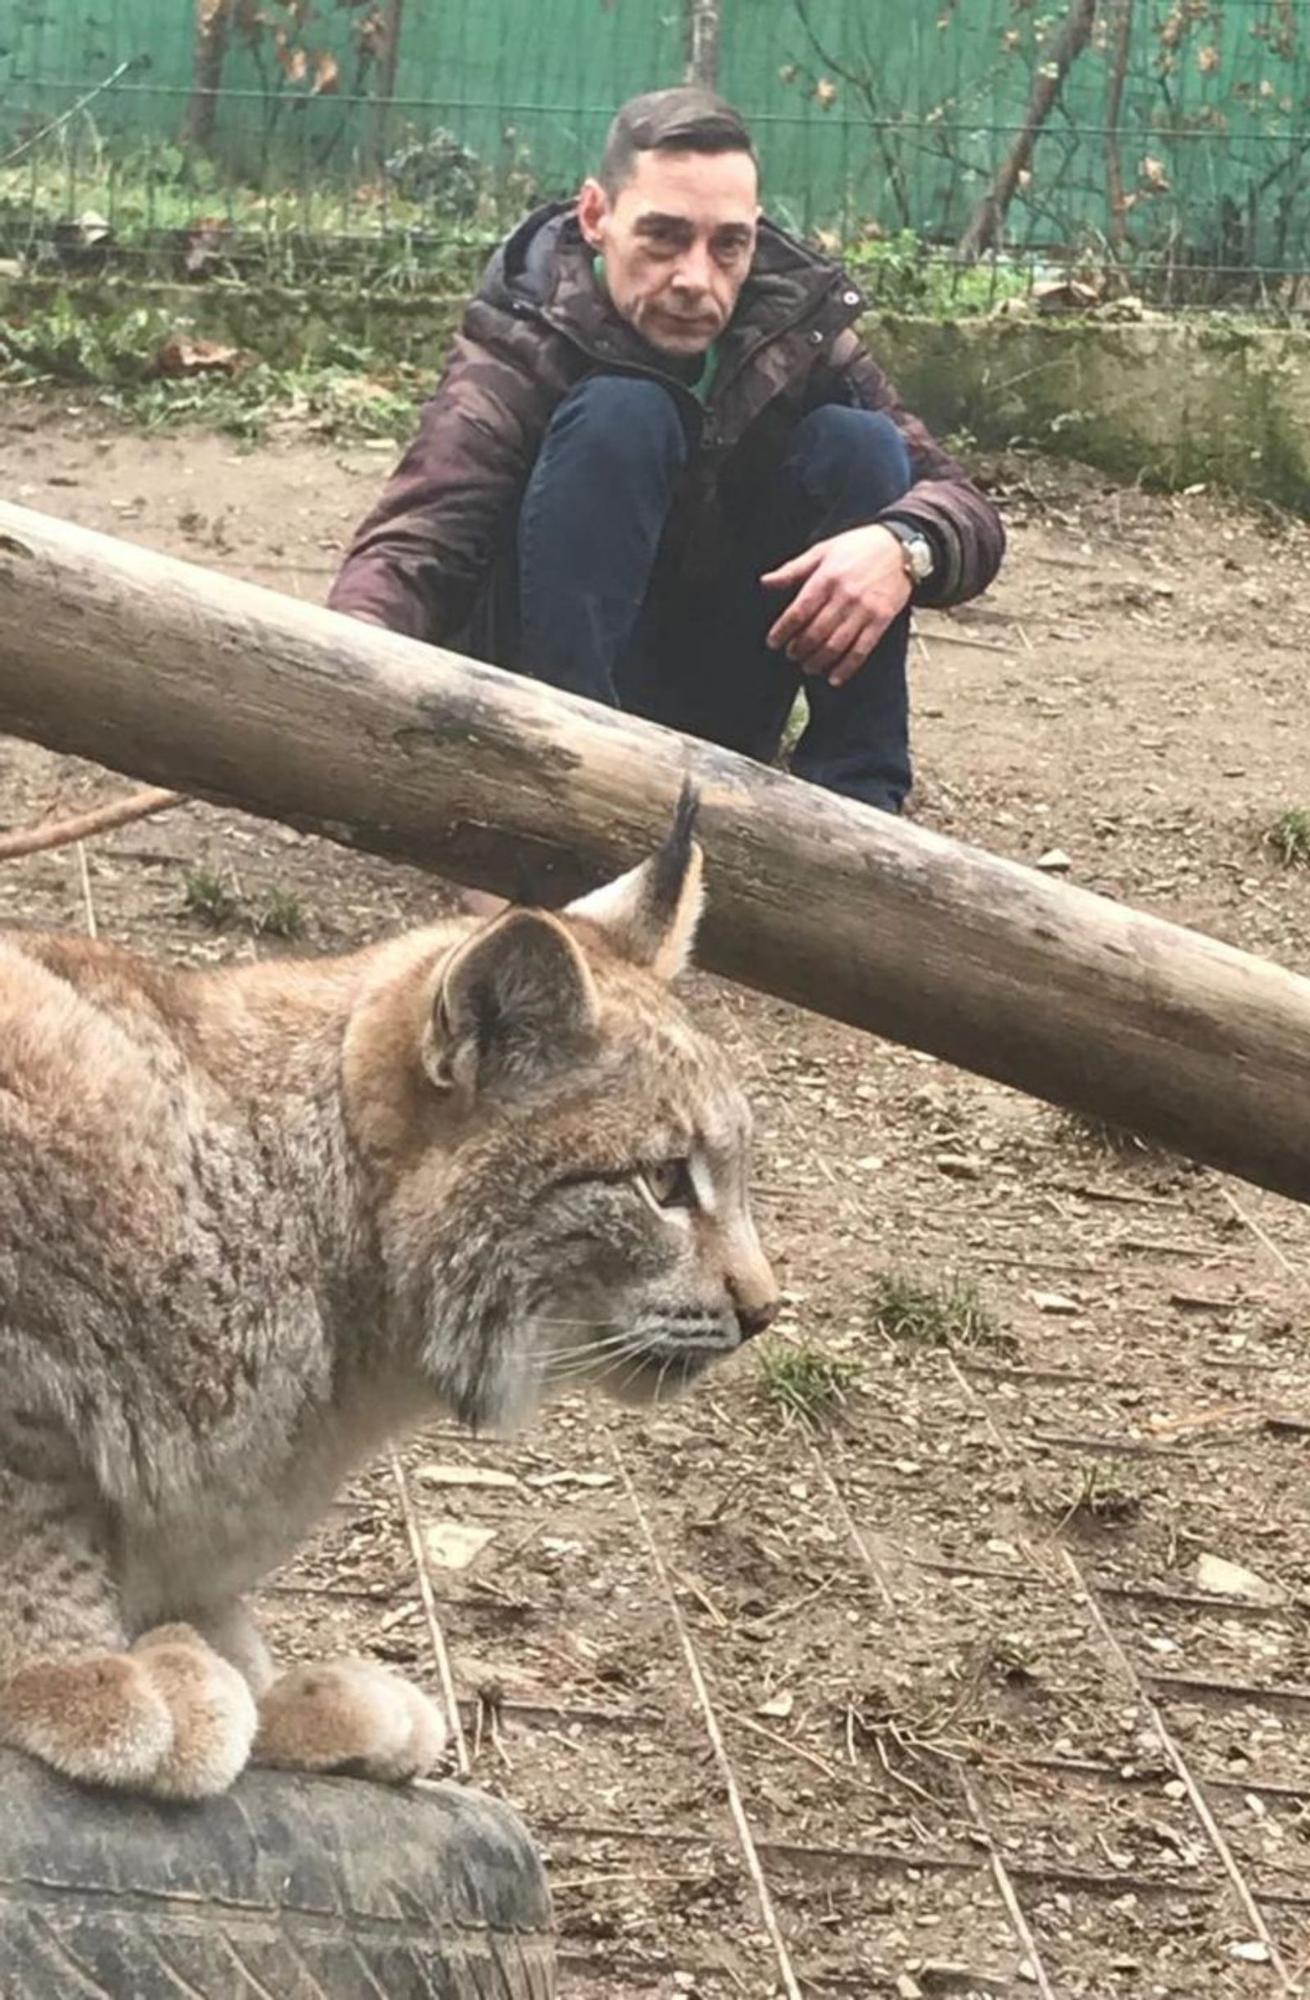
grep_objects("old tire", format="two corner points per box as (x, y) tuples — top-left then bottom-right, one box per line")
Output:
(0, 1751), (555, 1997)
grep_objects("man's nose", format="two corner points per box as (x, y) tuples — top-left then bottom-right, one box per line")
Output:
(672, 246), (712, 293)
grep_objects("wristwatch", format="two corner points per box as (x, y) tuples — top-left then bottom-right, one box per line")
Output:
(883, 520), (936, 588)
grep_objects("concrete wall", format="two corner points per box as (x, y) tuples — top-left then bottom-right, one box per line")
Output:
(5, 276), (1309, 515)
(871, 314), (1310, 517)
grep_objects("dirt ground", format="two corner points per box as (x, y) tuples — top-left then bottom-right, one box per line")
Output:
(3, 393), (1310, 1998)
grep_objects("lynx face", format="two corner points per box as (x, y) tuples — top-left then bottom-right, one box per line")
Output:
(347, 793), (780, 1431)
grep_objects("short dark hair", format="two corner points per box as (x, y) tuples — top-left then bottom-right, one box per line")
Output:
(598, 87), (758, 197)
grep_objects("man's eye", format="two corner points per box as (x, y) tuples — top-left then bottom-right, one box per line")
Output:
(637, 1159), (696, 1210)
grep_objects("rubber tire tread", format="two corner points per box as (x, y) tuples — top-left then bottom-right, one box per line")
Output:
(0, 1750), (555, 1998)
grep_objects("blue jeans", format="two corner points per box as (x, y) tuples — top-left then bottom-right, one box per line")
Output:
(468, 375), (913, 813)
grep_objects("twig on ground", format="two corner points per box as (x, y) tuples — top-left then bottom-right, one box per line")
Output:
(1216, 1182), (1301, 1281)
(609, 1434), (804, 2000)
(0, 785), (182, 859)
(389, 1448), (472, 1777)
(75, 841), (97, 940)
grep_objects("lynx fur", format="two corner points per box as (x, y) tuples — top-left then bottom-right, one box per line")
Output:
(0, 797), (776, 1798)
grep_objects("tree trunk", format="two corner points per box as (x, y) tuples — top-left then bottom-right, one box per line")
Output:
(684, 0), (721, 91)
(1104, 0), (1135, 254)
(184, 0), (235, 150)
(371, 0), (406, 171)
(959, 0), (1099, 263)
(3, 500), (1310, 1203)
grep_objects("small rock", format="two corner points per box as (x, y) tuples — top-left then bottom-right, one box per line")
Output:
(421, 1520), (495, 1571)
(934, 1152), (983, 1180)
(422, 1456), (520, 1488)
(1029, 1289), (1080, 1314)
(1228, 1940), (1271, 1965)
(1035, 847), (1072, 872)
(417, 1462), (518, 1490)
(895, 1977), (923, 2000)
(757, 1691), (795, 1720)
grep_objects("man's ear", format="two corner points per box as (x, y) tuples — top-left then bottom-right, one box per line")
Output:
(577, 176), (609, 249)
(566, 784), (704, 981)
(425, 910), (599, 1098)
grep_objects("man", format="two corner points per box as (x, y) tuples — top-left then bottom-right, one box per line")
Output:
(330, 87), (1004, 816)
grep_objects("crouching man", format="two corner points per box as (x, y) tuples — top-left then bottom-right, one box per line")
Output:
(330, 87), (1005, 815)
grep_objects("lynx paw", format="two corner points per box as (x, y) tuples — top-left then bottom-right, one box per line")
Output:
(131, 1624), (259, 1798)
(0, 1626), (256, 1799)
(254, 1658), (448, 1784)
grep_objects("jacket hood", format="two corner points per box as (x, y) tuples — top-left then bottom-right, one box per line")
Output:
(476, 200), (863, 329)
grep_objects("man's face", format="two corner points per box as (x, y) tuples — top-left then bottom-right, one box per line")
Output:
(577, 147), (759, 355)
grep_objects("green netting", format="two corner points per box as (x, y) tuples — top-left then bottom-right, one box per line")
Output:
(2, 2), (1307, 291)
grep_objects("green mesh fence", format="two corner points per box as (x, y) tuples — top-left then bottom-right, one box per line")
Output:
(1, 2), (1308, 305)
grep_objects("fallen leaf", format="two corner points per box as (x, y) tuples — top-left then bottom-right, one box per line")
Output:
(757, 1691), (794, 1720)
(152, 335), (244, 380)
(416, 1462), (519, 1490)
(421, 1520), (496, 1570)
(1194, 1552), (1286, 1606)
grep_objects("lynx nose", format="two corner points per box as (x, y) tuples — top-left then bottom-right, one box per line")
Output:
(727, 1224), (780, 1342)
(735, 1294), (780, 1341)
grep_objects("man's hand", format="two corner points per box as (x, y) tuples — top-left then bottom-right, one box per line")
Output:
(761, 524), (912, 688)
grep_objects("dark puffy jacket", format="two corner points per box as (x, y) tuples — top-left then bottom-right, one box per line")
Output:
(329, 202), (1005, 640)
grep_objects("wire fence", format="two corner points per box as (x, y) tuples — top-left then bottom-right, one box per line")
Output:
(1, 2), (1308, 312)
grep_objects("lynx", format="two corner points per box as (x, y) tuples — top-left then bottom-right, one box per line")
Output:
(0, 796), (777, 1799)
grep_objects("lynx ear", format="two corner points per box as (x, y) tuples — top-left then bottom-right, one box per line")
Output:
(566, 784), (704, 980)
(427, 910), (599, 1095)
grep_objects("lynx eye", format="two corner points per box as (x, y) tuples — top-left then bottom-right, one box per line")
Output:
(637, 1158), (697, 1211)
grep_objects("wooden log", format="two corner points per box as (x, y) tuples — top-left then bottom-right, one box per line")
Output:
(1, 499), (1309, 1202)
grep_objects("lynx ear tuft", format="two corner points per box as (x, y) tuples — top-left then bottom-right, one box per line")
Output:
(566, 783), (704, 981)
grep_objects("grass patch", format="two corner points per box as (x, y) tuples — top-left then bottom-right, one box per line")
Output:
(757, 1341), (860, 1427)
(1265, 808), (1310, 867)
(0, 295), (421, 443)
(844, 230), (1029, 317)
(182, 866), (242, 929)
(1053, 1108), (1156, 1158)
(252, 888), (307, 940)
(869, 1270), (1012, 1354)
(1036, 1460), (1145, 1532)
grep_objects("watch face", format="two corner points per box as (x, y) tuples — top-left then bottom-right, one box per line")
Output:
(907, 536), (933, 581)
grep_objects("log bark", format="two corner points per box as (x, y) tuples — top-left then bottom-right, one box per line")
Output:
(959, 0), (1099, 263)
(2, 499), (1310, 1203)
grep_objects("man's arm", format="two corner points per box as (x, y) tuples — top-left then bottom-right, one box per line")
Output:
(825, 328), (1006, 607)
(328, 331), (544, 643)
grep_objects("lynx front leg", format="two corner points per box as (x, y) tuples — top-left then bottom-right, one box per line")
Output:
(255, 1658), (448, 1784)
(0, 1481), (255, 1798)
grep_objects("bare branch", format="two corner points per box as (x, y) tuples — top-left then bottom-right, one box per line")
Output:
(959, 0), (1099, 263)
(1104, 0), (1135, 252)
